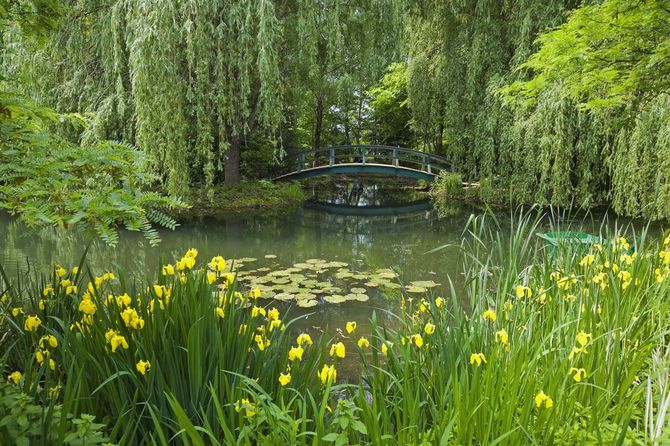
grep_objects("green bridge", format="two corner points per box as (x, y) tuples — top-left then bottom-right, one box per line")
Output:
(273, 145), (454, 182)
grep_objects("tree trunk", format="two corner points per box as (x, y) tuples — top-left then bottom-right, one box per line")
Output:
(435, 122), (444, 156)
(313, 95), (324, 149)
(224, 136), (241, 185)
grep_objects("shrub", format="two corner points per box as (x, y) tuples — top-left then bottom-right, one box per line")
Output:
(0, 380), (112, 446)
(431, 171), (463, 197)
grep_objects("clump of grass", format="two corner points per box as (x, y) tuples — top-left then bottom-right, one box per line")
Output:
(2, 211), (670, 444)
(431, 171), (464, 197)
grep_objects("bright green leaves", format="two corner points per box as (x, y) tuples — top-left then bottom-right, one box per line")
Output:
(504, 0), (670, 111)
(0, 108), (187, 246)
(368, 62), (413, 146)
(0, 141), (187, 246)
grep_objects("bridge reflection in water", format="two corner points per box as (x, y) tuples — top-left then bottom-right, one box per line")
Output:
(305, 199), (431, 217)
(297, 178), (440, 235)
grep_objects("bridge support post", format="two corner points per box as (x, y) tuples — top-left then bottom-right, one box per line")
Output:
(329, 148), (334, 166)
(426, 155), (432, 174)
(362, 147), (366, 165)
(297, 153), (304, 172)
(393, 148), (398, 167)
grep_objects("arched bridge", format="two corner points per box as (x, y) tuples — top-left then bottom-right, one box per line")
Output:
(273, 145), (454, 182)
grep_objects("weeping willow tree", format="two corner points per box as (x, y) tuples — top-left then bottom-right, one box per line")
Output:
(406, 1), (574, 174)
(504, 0), (670, 217)
(289, 0), (404, 148)
(408, 0), (670, 217)
(12, 0), (404, 195)
(405, 1), (609, 206)
(0, 0), (186, 246)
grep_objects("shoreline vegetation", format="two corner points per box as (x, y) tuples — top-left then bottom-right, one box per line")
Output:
(3, 211), (670, 444)
(170, 181), (307, 220)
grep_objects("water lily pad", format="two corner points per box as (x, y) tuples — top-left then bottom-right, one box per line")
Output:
(335, 271), (354, 279)
(269, 270), (291, 277)
(323, 294), (347, 304)
(350, 287), (367, 294)
(381, 282), (402, 290)
(345, 293), (369, 302)
(322, 286), (342, 294)
(405, 285), (428, 294)
(316, 281), (332, 288)
(352, 274), (368, 280)
(264, 254), (277, 259)
(294, 292), (317, 300)
(256, 267), (270, 272)
(324, 261), (349, 268)
(238, 257), (257, 263)
(273, 293), (294, 301)
(376, 271), (397, 279)
(305, 259), (325, 264)
(272, 277), (290, 285)
(293, 263), (312, 269)
(364, 281), (380, 287)
(409, 280), (439, 288)
(296, 299), (318, 308)
(284, 267), (302, 273)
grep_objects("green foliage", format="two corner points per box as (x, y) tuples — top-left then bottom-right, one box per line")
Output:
(406, 0), (670, 220)
(499, 1), (670, 218)
(0, 0), (60, 42)
(0, 106), (187, 246)
(430, 171), (463, 197)
(0, 0), (187, 246)
(289, 0), (404, 149)
(504, 0), (670, 111)
(1, 250), (330, 443)
(182, 181), (306, 217)
(0, 380), (112, 446)
(367, 62), (414, 146)
(406, 0), (570, 170)
(11, 1), (406, 192)
(321, 399), (369, 445)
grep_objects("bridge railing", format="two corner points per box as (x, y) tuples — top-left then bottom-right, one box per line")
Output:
(276, 145), (453, 177)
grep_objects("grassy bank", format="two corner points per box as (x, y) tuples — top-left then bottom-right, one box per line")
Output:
(173, 180), (306, 219)
(430, 171), (509, 207)
(2, 211), (670, 444)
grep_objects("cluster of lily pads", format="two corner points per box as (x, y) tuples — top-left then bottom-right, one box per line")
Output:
(217, 255), (439, 308)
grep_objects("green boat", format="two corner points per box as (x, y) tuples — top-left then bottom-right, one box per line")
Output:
(536, 231), (602, 255)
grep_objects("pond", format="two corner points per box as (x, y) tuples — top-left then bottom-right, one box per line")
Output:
(0, 179), (657, 377)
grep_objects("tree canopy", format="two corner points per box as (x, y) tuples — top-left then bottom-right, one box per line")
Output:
(505, 0), (670, 111)
(0, 0), (185, 245)
(3, 0), (670, 227)
(10, 0), (404, 195)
